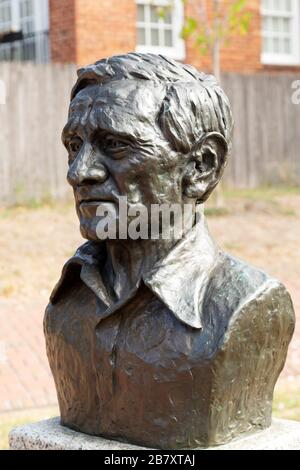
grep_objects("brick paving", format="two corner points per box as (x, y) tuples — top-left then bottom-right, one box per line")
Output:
(0, 298), (57, 412)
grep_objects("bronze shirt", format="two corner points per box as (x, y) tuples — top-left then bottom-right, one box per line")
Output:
(44, 222), (295, 448)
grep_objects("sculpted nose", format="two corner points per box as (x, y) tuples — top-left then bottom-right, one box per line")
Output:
(67, 144), (109, 186)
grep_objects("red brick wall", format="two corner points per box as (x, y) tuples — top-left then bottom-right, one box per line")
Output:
(75, 0), (136, 66)
(49, 0), (77, 63)
(49, 0), (300, 73)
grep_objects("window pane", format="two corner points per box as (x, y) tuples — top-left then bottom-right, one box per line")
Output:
(282, 17), (291, 32)
(273, 37), (280, 53)
(273, 0), (281, 10)
(164, 29), (173, 47)
(262, 0), (271, 8)
(20, 0), (34, 19)
(278, 0), (291, 11)
(272, 17), (279, 32)
(164, 9), (172, 25)
(5, 6), (10, 22)
(150, 28), (159, 46)
(137, 4), (145, 22)
(150, 6), (159, 23)
(0, 5), (9, 22)
(263, 37), (269, 53)
(27, 0), (33, 16)
(263, 16), (271, 32)
(22, 20), (34, 34)
(137, 27), (146, 45)
(0, 2), (11, 32)
(284, 37), (291, 53)
(150, 6), (172, 25)
(19, 0), (35, 34)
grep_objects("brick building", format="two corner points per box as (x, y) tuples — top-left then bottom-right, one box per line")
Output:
(0, 0), (300, 73)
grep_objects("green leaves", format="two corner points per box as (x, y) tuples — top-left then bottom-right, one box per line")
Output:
(182, 17), (198, 39)
(228, 0), (253, 36)
(182, 0), (253, 56)
(229, 0), (247, 15)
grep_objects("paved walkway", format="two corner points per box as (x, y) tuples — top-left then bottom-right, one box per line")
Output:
(0, 298), (57, 411)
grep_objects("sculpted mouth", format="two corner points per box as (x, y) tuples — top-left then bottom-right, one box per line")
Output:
(77, 194), (116, 206)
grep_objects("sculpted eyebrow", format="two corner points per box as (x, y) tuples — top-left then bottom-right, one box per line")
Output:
(63, 105), (150, 145)
(89, 105), (150, 143)
(92, 128), (136, 144)
(90, 111), (136, 142)
(62, 121), (137, 148)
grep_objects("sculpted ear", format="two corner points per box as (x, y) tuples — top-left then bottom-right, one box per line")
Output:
(183, 132), (228, 203)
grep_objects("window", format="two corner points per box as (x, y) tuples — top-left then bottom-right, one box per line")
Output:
(261, 0), (300, 65)
(0, 0), (49, 63)
(136, 0), (185, 60)
(19, 0), (35, 34)
(0, 1), (11, 34)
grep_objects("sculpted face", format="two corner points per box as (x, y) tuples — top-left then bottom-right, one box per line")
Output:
(62, 80), (191, 241)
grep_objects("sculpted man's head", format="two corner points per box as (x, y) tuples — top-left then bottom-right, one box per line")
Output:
(62, 53), (233, 241)
(46, 54), (295, 450)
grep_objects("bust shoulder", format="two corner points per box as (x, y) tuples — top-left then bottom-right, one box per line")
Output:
(202, 251), (295, 347)
(195, 251), (295, 445)
(205, 251), (292, 315)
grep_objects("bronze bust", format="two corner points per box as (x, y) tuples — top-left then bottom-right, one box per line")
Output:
(44, 53), (295, 449)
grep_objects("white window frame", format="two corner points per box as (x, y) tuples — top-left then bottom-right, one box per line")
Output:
(136, 0), (185, 61)
(261, 0), (300, 66)
(0, 0), (49, 62)
(33, 0), (49, 33)
(0, 0), (49, 33)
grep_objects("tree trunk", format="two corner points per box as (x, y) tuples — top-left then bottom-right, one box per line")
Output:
(211, 0), (224, 209)
(212, 38), (221, 84)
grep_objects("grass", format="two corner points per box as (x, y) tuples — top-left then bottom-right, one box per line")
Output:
(273, 382), (300, 421)
(204, 207), (230, 217)
(204, 185), (300, 218)
(0, 201), (74, 224)
(223, 185), (300, 201)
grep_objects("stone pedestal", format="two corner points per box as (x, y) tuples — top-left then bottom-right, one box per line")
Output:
(9, 417), (300, 450)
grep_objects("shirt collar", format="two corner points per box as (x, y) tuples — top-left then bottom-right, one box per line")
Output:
(50, 215), (219, 330)
(142, 218), (218, 329)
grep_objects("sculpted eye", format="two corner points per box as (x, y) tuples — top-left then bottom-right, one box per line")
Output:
(103, 134), (130, 158)
(107, 138), (124, 149)
(68, 136), (83, 155)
